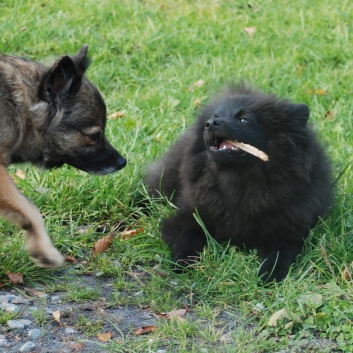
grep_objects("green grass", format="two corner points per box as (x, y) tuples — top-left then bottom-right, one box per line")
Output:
(1, 0), (353, 351)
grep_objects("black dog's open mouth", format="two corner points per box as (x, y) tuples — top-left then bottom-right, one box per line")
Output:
(209, 137), (247, 156)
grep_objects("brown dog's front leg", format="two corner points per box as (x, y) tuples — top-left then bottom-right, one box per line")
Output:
(0, 165), (64, 268)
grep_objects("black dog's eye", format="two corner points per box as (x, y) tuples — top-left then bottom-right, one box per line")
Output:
(88, 132), (101, 143)
(240, 118), (249, 124)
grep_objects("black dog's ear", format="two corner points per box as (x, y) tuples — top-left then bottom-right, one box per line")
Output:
(71, 44), (91, 76)
(47, 55), (82, 106)
(287, 103), (310, 126)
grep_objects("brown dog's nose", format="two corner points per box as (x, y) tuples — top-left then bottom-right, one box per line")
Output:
(205, 118), (222, 131)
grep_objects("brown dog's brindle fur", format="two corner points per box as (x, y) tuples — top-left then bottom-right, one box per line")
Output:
(0, 45), (126, 268)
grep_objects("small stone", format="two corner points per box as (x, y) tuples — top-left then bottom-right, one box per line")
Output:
(6, 294), (18, 301)
(0, 303), (19, 312)
(65, 327), (77, 334)
(155, 350), (167, 353)
(12, 298), (32, 304)
(20, 341), (37, 352)
(0, 296), (9, 303)
(8, 319), (31, 329)
(39, 294), (50, 299)
(51, 296), (60, 302)
(134, 291), (143, 297)
(29, 306), (38, 311)
(45, 308), (54, 314)
(8, 320), (25, 329)
(28, 328), (42, 340)
(0, 338), (8, 347)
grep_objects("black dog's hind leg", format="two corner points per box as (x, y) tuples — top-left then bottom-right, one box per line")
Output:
(258, 242), (303, 282)
(161, 211), (207, 272)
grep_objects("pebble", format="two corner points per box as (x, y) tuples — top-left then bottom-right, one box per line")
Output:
(51, 296), (60, 302)
(28, 328), (42, 340)
(65, 327), (77, 334)
(0, 338), (8, 347)
(0, 302), (19, 312)
(45, 308), (54, 314)
(7, 319), (31, 329)
(155, 350), (167, 353)
(19, 341), (37, 352)
(6, 294), (18, 301)
(39, 294), (50, 299)
(0, 295), (9, 303)
(12, 298), (32, 304)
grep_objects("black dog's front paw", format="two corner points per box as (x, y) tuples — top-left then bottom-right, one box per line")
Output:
(172, 252), (201, 273)
(258, 251), (295, 282)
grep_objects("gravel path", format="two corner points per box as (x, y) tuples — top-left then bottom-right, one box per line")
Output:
(0, 273), (341, 353)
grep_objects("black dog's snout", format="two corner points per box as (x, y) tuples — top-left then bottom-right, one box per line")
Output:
(205, 118), (222, 131)
(117, 155), (127, 170)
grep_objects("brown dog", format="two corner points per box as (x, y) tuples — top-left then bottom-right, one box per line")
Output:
(0, 45), (126, 268)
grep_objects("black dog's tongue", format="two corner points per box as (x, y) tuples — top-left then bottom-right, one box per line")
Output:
(219, 141), (234, 150)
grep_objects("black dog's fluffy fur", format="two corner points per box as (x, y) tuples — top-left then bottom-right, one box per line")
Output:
(145, 84), (333, 282)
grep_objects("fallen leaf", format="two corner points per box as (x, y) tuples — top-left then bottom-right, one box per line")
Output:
(194, 98), (202, 107)
(268, 308), (295, 327)
(324, 110), (334, 121)
(134, 326), (158, 335)
(92, 234), (114, 256)
(65, 255), (77, 263)
(108, 111), (125, 119)
(6, 271), (23, 285)
(193, 79), (205, 88)
(298, 293), (322, 308)
(308, 89), (327, 95)
(244, 26), (256, 36)
(53, 310), (62, 325)
(68, 343), (85, 351)
(121, 228), (144, 240)
(20, 26), (27, 31)
(165, 309), (187, 322)
(97, 332), (112, 342)
(15, 169), (26, 179)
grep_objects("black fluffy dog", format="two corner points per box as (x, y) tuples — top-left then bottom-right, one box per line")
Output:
(145, 84), (333, 282)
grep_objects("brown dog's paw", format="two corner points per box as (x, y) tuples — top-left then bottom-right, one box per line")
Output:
(27, 247), (65, 268)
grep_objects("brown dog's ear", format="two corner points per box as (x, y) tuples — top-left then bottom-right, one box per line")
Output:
(71, 44), (91, 76)
(47, 55), (82, 107)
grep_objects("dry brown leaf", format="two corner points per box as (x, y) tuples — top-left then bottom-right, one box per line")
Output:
(15, 169), (26, 179)
(268, 308), (290, 327)
(65, 255), (77, 263)
(134, 326), (158, 335)
(324, 110), (334, 121)
(20, 26), (27, 32)
(244, 26), (256, 36)
(97, 332), (112, 342)
(194, 79), (205, 88)
(308, 89), (327, 96)
(108, 111), (125, 120)
(194, 98), (202, 107)
(92, 234), (114, 256)
(165, 309), (187, 322)
(6, 271), (23, 285)
(68, 343), (85, 352)
(121, 228), (144, 240)
(53, 310), (62, 325)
